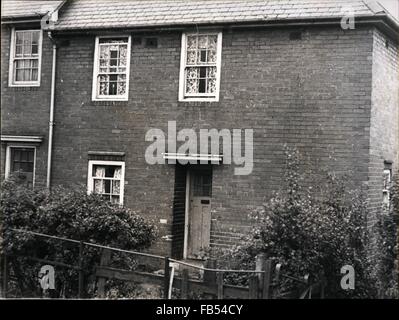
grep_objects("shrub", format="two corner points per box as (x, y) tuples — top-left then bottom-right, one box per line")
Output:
(0, 180), (157, 298)
(374, 175), (399, 299)
(218, 148), (377, 298)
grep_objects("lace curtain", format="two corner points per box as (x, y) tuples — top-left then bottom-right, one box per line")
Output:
(113, 167), (121, 195)
(94, 166), (105, 194)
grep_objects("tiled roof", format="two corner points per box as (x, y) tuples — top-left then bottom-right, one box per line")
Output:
(1, 0), (64, 19)
(52, 0), (397, 30)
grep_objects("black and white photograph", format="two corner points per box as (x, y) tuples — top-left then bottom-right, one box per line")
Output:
(0, 0), (398, 311)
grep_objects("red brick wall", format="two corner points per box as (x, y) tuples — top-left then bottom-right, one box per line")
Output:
(0, 23), (52, 187)
(368, 28), (399, 223)
(48, 25), (376, 255)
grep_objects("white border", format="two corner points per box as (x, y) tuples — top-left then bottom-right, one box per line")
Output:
(91, 35), (131, 101)
(178, 31), (223, 102)
(87, 160), (125, 205)
(5, 145), (37, 187)
(8, 28), (43, 87)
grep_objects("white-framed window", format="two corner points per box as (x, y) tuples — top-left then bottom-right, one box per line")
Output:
(8, 29), (42, 87)
(92, 36), (131, 101)
(383, 168), (392, 211)
(5, 145), (36, 188)
(179, 32), (222, 102)
(87, 160), (125, 205)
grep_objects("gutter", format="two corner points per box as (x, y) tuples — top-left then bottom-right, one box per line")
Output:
(51, 15), (399, 41)
(46, 32), (57, 189)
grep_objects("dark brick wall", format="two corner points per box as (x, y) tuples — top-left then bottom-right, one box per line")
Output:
(0, 24), (52, 187)
(368, 28), (399, 222)
(49, 25), (377, 255)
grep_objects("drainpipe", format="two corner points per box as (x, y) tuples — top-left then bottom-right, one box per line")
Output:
(46, 32), (57, 189)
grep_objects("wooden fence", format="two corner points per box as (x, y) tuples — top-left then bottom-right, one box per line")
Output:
(95, 254), (273, 299)
(1, 228), (325, 299)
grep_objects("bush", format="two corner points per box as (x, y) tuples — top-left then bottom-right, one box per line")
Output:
(218, 148), (378, 298)
(0, 180), (157, 298)
(374, 175), (399, 299)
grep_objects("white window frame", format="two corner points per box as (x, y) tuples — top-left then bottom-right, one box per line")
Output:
(92, 35), (131, 101)
(5, 145), (37, 187)
(8, 28), (42, 87)
(178, 32), (223, 102)
(87, 160), (125, 205)
(382, 168), (392, 210)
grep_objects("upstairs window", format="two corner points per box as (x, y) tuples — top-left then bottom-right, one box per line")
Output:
(179, 32), (222, 102)
(9, 29), (42, 86)
(92, 36), (131, 101)
(87, 160), (125, 205)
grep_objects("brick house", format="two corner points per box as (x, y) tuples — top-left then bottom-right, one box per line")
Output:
(1, 0), (398, 260)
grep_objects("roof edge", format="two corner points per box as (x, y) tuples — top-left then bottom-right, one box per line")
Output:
(50, 14), (398, 39)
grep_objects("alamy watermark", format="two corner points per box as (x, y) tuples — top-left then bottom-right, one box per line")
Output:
(38, 265), (55, 290)
(145, 121), (254, 175)
(340, 5), (355, 30)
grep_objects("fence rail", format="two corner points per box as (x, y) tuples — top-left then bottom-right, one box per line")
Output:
(1, 228), (325, 299)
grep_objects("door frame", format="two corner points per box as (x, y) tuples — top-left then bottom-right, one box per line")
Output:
(182, 166), (213, 259)
(183, 170), (191, 259)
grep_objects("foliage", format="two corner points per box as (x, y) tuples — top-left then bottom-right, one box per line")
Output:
(0, 179), (157, 298)
(218, 148), (379, 298)
(374, 175), (399, 299)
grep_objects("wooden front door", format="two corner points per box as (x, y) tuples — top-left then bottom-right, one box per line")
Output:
(187, 168), (212, 258)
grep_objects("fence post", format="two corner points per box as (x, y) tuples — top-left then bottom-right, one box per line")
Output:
(216, 272), (224, 299)
(97, 249), (111, 298)
(249, 275), (258, 299)
(256, 253), (272, 299)
(203, 258), (216, 284)
(263, 259), (272, 299)
(180, 269), (189, 299)
(78, 241), (84, 299)
(1, 254), (8, 298)
(163, 257), (170, 299)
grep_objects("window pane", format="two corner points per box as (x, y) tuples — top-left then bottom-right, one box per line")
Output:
(104, 180), (111, 193)
(109, 74), (118, 95)
(31, 31), (39, 44)
(198, 50), (207, 63)
(10, 148), (34, 173)
(187, 36), (197, 50)
(15, 45), (23, 56)
(111, 195), (120, 204)
(208, 35), (217, 49)
(31, 68), (38, 81)
(198, 35), (208, 49)
(119, 45), (127, 66)
(16, 32), (23, 45)
(16, 69), (24, 81)
(186, 50), (196, 64)
(24, 69), (30, 81)
(208, 50), (217, 63)
(99, 75), (109, 95)
(186, 68), (198, 94)
(96, 38), (128, 97)
(32, 44), (38, 55)
(23, 34), (32, 56)
(113, 181), (120, 195)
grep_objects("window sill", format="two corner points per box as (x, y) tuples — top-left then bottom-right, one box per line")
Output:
(84, 100), (129, 107)
(92, 97), (128, 102)
(179, 97), (219, 103)
(8, 83), (41, 88)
